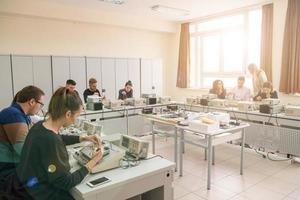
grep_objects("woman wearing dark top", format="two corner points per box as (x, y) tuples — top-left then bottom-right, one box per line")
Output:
(253, 81), (278, 101)
(209, 80), (227, 99)
(83, 78), (102, 103)
(118, 80), (133, 100)
(11, 87), (104, 200)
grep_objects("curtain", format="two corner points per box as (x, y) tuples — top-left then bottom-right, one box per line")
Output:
(260, 3), (273, 81)
(279, 0), (300, 94)
(176, 23), (190, 88)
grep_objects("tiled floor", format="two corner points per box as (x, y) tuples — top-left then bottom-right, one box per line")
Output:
(142, 134), (300, 200)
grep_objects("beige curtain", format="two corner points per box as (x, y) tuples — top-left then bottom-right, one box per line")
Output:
(279, 0), (300, 94)
(176, 23), (190, 88)
(260, 3), (273, 82)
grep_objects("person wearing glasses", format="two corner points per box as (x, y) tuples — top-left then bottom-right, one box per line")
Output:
(5, 87), (103, 199)
(0, 86), (45, 183)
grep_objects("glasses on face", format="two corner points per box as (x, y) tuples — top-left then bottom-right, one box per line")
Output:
(35, 100), (44, 108)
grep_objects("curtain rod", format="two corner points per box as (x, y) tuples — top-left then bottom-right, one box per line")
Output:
(181, 0), (273, 24)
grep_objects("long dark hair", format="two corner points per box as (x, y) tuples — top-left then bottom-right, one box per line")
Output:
(47, 87), (83, 121)
(212, 80), (224, 92)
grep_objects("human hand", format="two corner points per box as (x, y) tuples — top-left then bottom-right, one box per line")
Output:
(85, 147), (104, 171)
(80, 135), (101, 147)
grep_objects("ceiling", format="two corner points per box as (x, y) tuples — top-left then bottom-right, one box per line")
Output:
(48, 0), (271, 21)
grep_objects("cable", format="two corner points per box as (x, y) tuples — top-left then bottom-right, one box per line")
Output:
(266, 152), (292, 162)
(143, 155), (163, 160)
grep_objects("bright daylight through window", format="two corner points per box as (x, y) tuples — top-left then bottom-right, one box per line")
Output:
(189, 9), (262, 88)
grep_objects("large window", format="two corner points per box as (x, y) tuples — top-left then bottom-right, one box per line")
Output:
(190, 9), (262, 88)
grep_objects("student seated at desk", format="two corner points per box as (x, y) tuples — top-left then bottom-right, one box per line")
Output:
(229, 76), (251, 101)
(118, 80), (133, 100)
(253, 81), (278, 101)
(83, 78), (102, 103)
(0, 86), (45, 184)
(4, 87), (104, 200)
(209, 80), (226, 99)
(66, 79), (80, 97)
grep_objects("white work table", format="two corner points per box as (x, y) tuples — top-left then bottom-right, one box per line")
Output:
(70, 156), (175, 200)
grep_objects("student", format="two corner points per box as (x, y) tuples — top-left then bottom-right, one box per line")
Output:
(118, 80), (133, 100)
(230, 76), (251, 101)
(0, 86), (45, 180)
(248, 63), (268, 95)
(11, 87), (103, 200)
(253, 81), (278, 101)
(65, 79), (80, 96)
(83, 78), (102, 103)
(209, 80), (226, 99)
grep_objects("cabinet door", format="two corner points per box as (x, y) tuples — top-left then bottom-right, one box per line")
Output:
(0, 55), (13, 109)
(115, 58), (128, 99)
(11, 55), (34, 94)
(86, 57), (102, 92)
(152, 59), (163, 96)
(141, 59), (153, 94)
(101, 58), (116, 100)
(70, 57), (86, 101)
(128, 58), (141, 98)
(32, 56), (52, 108)
(52, 56), (70, 91)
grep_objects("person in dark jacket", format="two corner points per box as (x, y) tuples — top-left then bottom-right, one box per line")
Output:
(118, 80), (133, 100)
(209, 80), (227, 99)
(83, 78), (102, 103)
(8, 87), (103, 200)
(253, 81), (278, 101)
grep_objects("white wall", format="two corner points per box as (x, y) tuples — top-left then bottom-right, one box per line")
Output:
(0, 14), (177, 97)
(165, 0), (300, 104)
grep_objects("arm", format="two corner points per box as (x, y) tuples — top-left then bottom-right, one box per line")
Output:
(118, 90), (122, 100)
(128, 90), (133, 98)
(60, 135), (80, 146)
(259, 71), (268, 85)
(83, 90), (88, 103)
(271, 91), (278, 99)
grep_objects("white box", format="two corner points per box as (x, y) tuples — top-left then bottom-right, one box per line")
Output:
(285, 105), (300, 117)
(189, 120), (219, 133)
(207, 112), (230, 124)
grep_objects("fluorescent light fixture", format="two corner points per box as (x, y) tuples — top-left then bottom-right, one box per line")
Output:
(151, 5), (190, 16)
(98, 0), (125, 5)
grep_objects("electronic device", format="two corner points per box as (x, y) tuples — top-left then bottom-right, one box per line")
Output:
(167, 105), (178, 111)
(75, 117), (88, 129)
(186, 97), (198, 105)
(208, 99), (226, 107)
(207, 112), (230, 125)
(123, 98), (135, 106)
(120, 135), (149, 160)
(145, 97), (157, 105)
(87, 177), (111, 188)
(107, 100), (124, 110)
(87, 95), (102, 103)
(199, 99), (208, 106)
(141, 93), (156, 98)
(259, 104), (283, 114)
(142, 107), (153, 114)
(73, 142), (125, 174)
(237, 101), (258, 111)
(261, 98), (280, 106)
(60, 127), (87, 136)
(189, 117), (219, 133)
(134, 98), (146, 106)
(225, 99), (239, 107)
(285, 105), (300, 117)
(86, 102), (103, 111)
(83, 121), (102, 135)
(201, 94), (218, 100)
(102, 99), (111, 108)
(159, 96), (171, 104)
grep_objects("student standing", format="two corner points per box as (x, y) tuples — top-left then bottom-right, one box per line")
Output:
(248, 63), (268, 95)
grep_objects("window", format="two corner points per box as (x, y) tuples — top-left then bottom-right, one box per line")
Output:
(189, 9), (262, 89)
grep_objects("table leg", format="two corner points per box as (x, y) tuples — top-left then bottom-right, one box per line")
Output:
(174, 127), (178, 172)
(152, 121), (155, 154)
(207, 136), (212, 190)
(204, 135), (207, 161)
(240, 129), (245, 175)
(179, 129), (183, 176)
(212, 146), (215, 165)
(182, 132), (185, 153)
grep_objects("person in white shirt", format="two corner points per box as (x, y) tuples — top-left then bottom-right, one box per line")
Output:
(248, 63), (268, 94)
(230, 76), (251, 101)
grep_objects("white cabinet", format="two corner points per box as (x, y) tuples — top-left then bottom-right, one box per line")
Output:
(128, 58), (141, 98)
(32, 56), (52, 108)
(11, 55), (34, 94)
(115, 58), (128, 99)
(0, 55), (13, 109)
(86, 57), (102, 92)
(70, 57), (86, 101)
(101, 58), (116, 100)
(51, 56), (70, 91)
(141, 58), (163, 96)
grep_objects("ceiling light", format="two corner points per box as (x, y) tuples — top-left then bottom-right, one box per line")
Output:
(151, 5), (190, 16)
(98, 0), (125, 5)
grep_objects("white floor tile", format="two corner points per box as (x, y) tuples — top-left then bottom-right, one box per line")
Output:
(177, 193), (205, 200)
(193, 184), (237, 200)
(255, 176), (298, 195)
